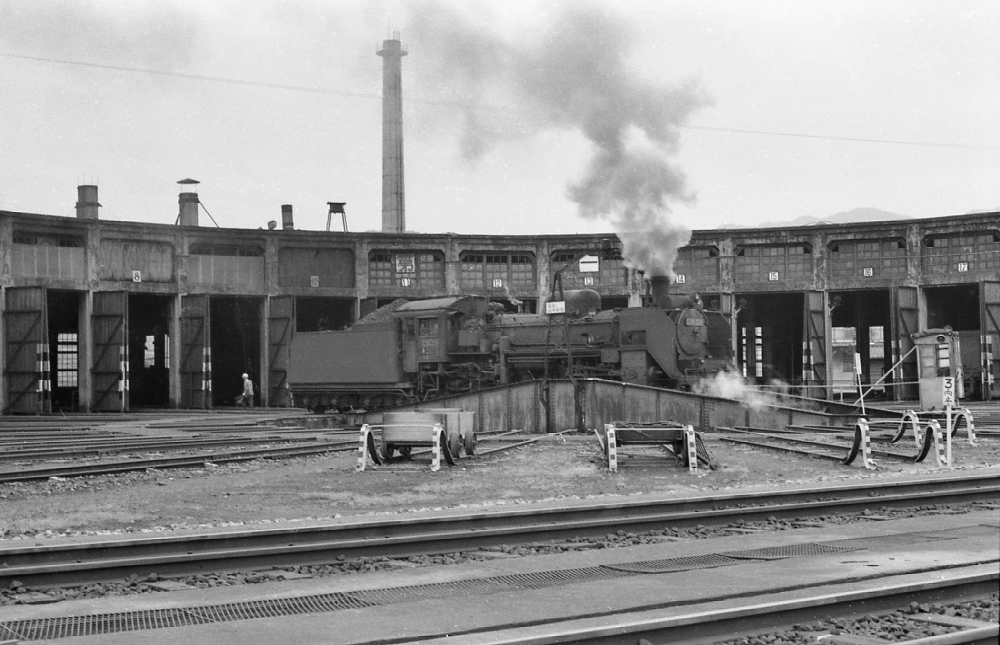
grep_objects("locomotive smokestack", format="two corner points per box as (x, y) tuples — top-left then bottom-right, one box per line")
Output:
(649, 273), (671, 308)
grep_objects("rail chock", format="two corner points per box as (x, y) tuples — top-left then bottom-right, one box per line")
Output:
(845, 419), (876, 469)
(948, 407), (977, 446)
(928, 420), (950, 468)
(885, 409), (965, 464)
(601, 422), (712, 474)
(355, 424), (383, 472)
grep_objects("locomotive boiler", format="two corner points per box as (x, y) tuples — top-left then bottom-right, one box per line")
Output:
(288, 276), (733, 413)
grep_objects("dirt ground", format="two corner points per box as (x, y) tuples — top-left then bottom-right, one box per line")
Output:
(2, 424), (999, 540)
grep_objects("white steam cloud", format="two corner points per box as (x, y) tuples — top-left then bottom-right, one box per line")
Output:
(402, 1), (710, 277)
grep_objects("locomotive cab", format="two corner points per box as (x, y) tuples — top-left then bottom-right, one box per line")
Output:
(392, 296), (492, 396)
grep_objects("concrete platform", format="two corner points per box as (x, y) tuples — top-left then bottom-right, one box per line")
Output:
(1, 509), (997, 645)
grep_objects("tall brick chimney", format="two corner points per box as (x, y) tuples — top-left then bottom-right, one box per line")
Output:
(378, 33), (407, 233)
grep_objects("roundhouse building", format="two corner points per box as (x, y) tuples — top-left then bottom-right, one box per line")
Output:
(1, 186), (997, 413)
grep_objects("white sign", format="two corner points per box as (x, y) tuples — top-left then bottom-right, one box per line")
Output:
(395, 254), (415, 274)
(583, 276), (594, 286)
(492, 278), (503, 288)
(400, 277), (412, 287)
(957, 262), (969, 272)
(863, 267), (874, 277)
(768, 271), (780, 281)
(675, 274), (686, 284)
(310, 276), (319, 287)
(578, 255), (599, 273)
(942, 377), (956, 406)
(131, 270), (142, 283)
(545, 301), (566, 315)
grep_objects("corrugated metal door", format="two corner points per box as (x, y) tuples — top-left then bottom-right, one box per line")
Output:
(92, 291), (128, 412)
(891, 286), (919, 400)
(268, 296), (294, 407)
(180, 294), (211, 409)
(981, 280), (1000, 399)
(804, 290), (828, 399)
(3, 287), (49, 414)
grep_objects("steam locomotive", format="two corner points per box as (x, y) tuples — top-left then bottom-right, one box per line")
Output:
(288, 277), (734, 413)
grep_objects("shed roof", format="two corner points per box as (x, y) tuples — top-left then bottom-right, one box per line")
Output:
(395, 296), (471, 312)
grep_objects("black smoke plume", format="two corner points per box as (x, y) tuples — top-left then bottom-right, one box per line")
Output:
(403, 0), (711, 277)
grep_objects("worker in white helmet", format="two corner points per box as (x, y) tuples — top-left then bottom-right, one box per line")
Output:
(240, 372), (254, 408)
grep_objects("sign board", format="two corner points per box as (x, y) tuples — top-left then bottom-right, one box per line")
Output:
(942, 377), (956, 406)
(395, 254), (415, 274)
(310, 276), (319, 287)
(675, 274), (686, 284)
(545, 301), (565, 315)
(578, 255), (599, 273)
(132, 270), (142, 283)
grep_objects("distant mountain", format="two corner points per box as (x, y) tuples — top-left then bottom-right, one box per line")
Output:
(718, 207), (909, 229)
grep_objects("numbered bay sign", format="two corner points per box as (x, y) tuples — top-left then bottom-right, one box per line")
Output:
(942, 377), (956, 406)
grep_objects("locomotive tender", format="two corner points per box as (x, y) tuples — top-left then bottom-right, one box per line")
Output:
(288, 276), (734, 413)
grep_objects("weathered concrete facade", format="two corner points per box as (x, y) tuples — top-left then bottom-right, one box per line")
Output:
(2, 204), (997, 413)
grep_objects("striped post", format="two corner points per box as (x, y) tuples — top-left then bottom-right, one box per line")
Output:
(119, 352), (126, 412)
(431, 425), (443, 472)
(986, 337), (995, 390)
(201, 348), (208, 396)
(205, 347), (212, 396)
(801, 340), (809, 391)
(685, 425), (698, 474)
(892, 340), (901, 401)
(945, 404), (954, 466)
(355, 425), (372, 472)
(606, 425), (618, 473)
(983, 334), (989, 394)
(36, 343), (51, 393)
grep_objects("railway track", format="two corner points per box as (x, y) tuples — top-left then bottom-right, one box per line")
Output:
(0, 428), (543, 482)
(0, 439), (358, 483)
(2, 472), (996, 589)
(416, 569), (998, 645)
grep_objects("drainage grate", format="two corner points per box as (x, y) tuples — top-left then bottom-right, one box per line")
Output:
(827, 525), (993, 551)
(918, 524), (1000, 539)
(602, 553), (739, 574)
(0, 526), (989, 641)
(0, 592), (375, 641)
(723, 543), (857, 560)
(348, 567), (635, 607)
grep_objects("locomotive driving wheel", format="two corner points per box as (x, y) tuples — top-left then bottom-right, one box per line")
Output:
(448, 432), (462, 461)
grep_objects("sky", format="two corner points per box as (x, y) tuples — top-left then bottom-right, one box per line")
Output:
(1, 0), (998, 262)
